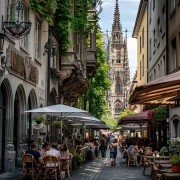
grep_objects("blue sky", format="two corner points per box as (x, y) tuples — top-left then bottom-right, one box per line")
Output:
(98, 0), (140, 80)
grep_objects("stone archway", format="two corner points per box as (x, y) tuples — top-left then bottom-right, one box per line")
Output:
(0, 78), (13, 171)
(27, 89), (37, 141)
(13, 84), (26, 166)
(171, 115), (180, 138)
(50, 87), (57, 105)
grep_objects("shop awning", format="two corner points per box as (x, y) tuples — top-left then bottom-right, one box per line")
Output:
(129, 71), (180, 105)
(118, 111), (149, 125)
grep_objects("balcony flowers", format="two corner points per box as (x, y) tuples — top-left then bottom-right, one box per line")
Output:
(50, 67), (62, 82)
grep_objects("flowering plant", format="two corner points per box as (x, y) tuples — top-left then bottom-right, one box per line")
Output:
(147, 105), (167, 123)
(50, 67), (62, 82)
(32, 116), (46, 124)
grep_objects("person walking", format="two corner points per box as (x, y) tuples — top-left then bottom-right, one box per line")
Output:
(100, 134), (107, 159)
(109, 139), (118, 166)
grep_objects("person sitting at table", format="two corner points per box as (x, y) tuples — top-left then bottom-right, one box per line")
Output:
(25, 143), (43, 165)
(45, 143), (61, 169)
(40, 141), (51, 159)
(129, 143), (143, 165)
(59, 144), (70, 170)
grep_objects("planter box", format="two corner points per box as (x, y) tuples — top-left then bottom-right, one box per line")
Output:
(172, 164), (180, 173)
(72, 158), (78, 170)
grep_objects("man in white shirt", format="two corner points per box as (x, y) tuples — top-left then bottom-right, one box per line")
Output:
(45, 143), (61, 168)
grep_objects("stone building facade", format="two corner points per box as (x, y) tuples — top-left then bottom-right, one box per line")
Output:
(107, 0), (130, 119)
(0, 0), (97, 173)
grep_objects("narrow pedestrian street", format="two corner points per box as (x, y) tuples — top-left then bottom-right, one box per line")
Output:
(0, 150), (151, 180)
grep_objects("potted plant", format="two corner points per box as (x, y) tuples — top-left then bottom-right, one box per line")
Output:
(32, 116), (46, 124)
(160, 146), (168, 156)
(52, 121), (67, 128)
(169, 154), (180, 173)
(69, 148), (83, 169)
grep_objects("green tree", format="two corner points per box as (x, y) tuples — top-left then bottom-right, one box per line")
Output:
(118, 109), (136, 119)
(102, 107), (117, 130)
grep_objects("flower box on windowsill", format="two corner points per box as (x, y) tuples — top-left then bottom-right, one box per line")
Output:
(50, 67), (62, 82)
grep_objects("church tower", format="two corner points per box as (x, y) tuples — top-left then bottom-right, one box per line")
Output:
(107, 0), (130, 119)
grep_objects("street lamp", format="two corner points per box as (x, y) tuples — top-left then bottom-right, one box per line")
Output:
(0, 31), (5, 55)
(43, 28), (57, 106)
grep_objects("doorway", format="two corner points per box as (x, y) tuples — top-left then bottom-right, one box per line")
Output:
(0, 87), (6, 172)
(13, 92), (19, 167)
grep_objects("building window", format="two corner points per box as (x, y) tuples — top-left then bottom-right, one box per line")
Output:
(140, 61), (142, 80)
(140, 36), (141, 53)
(116, 59), (120, 63)
(153, 0), (155, 10)
(149, 1), (152, 23)
(149, 38), (152, 60)
(7, 0), (15, 21)
(115, 82), (121, 93)
(153, 29), (156, 47)
(163, 55), (166, 75)
(157, 18), (160, 40)
(171, 38), (177, 72)
(142, 55), (144, 76)
(158, 64), (160, 78)
(154, 68), (156, 80)
(115, 104), (121, 114)
(20, 3), (28, 51)
(142, 28), (144, 48)
(35, 20), (41, 61)
(87, 33), (91, 48)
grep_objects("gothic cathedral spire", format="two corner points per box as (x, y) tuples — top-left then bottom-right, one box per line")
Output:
(112, 0), (121, 31)
(112, 0), (123, 45)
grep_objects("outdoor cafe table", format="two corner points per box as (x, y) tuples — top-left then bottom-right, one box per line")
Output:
(159, 163), (172, 169)
(162, 172), (180, 179)
(154, 160), (170, 164)
(146, 156), (170, 160)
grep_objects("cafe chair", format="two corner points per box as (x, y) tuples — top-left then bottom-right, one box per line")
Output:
(127, 151), (138, 167)
(144, 147), (153, 156)
(61, 153), (73, 178)
(21, 153), (42, 180)
(44, 155), (59, 180)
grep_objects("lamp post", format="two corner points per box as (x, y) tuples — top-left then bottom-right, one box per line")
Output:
(44, 27), (57, 106)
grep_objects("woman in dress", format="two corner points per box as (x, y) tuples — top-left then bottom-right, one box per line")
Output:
(109, 139), (118, 166)
(59, 144), (70, 170)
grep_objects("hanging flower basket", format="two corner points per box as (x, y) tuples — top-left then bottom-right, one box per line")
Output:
(44, 120), (51, 125)
(52, 120), (67, 128)
(32, 116), (46, 124)
(50, 67), (62, 82)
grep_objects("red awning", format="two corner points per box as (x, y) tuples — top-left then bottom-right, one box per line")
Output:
(118, 111), (149, 125)
(129, 71), (180, 105)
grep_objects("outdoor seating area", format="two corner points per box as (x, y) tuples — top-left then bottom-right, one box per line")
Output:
(120, 137), (180, 180)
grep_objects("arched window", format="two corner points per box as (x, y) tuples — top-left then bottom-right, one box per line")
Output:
(115, 82), (121, 93)
(115, 104), (121, 114)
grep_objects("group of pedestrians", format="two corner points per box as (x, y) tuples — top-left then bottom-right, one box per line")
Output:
(99, 134), (119, 166)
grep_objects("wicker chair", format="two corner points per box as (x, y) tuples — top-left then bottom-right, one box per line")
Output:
(61, 153), (73, 178)
(144, 147), (153, 156)
(21, 153), (42, 180)
(127, 151), (138, 167)
(44, 155), (59, 180)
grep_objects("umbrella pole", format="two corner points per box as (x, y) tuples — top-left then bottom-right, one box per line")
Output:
(61, 118), (62, 143)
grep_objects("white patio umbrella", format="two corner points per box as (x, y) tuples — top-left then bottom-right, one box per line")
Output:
(25, 104), (93, 141)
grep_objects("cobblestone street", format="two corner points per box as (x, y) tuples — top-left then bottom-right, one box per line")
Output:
(0, 150), (151, 180)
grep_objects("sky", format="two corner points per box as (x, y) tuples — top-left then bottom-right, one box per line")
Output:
(98, 0), (140, 80)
